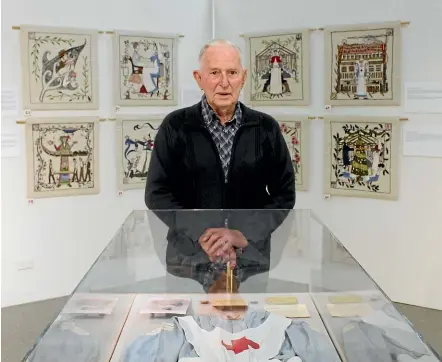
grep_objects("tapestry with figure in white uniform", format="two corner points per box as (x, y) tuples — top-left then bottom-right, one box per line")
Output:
(243, 29), (310, 106)
(324, 21), (402, 106)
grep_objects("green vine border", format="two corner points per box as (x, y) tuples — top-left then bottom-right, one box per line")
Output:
(331, 123), (392, 193)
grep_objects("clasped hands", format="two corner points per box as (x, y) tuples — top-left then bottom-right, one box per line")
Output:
(199, 228), (248, 269)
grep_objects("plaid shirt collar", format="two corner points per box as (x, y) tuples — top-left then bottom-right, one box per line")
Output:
(201, 94), (242, 126)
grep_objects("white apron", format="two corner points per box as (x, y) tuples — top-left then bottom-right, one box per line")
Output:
(177, 313), (301, 362)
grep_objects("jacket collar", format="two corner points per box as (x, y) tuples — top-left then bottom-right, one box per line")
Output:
(183, 101), (260, 127)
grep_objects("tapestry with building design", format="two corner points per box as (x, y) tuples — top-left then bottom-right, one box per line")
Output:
(25, 117), (100, 199)
(114, 31), (178, 106)
(324, 22), (401, 106)
(20, 25), (99, 110)
(275, 116), (309, 191)
(116, 116), (161, 190)
(243, 29), (310, 106)
(323, 115), (400, 200)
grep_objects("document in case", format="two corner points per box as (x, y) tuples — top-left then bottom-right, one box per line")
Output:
(265, 296), (299, 305)
(327, 303), (373, 318)
(264, 304), (310, 318)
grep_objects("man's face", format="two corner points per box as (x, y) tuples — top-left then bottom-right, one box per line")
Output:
(193, 44), (247, 110)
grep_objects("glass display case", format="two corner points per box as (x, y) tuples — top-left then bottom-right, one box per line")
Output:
(22, 209), (441, 362)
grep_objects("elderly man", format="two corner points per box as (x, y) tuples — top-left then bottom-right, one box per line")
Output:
(145, 39), (295, 291)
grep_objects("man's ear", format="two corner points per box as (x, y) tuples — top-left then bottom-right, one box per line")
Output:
(242, 69), (248, 88)
(193, 70), (203, 89)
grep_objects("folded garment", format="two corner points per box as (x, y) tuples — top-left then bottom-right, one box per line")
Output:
(123, 309), (339, 362)
(397, 355), (440, 362)
(342, 319), (430, 362)
(26, 320), (100, 362)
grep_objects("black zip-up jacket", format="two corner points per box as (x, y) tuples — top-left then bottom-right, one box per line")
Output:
(145, 101), (295, 210)
(145, 101), (296, 289)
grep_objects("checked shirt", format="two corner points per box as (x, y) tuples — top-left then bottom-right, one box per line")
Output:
(201, 95), (242, 183)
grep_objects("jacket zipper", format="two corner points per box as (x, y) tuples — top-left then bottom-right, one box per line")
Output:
(199, 124), (248, 209)
(223, 125), (245, 228)
(199, 127), (228, 205)
(225, 126), (244, 185)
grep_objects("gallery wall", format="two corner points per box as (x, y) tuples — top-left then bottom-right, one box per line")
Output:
(215, 0), (442, 310)
(1, 0), (441, 310)
(1, 0), (212, 306)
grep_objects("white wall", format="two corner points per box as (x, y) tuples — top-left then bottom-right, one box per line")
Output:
(216, 0), (442, 309)
(2, 0), (442, 310)
(1, 0), (212, 307)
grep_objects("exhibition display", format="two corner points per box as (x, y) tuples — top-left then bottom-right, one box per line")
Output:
(15, 21), (408, 201)
(22, 209), (441, 362)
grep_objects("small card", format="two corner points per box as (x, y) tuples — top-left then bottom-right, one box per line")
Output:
(264, 304), (310, 318)
(211, 299), (248, 307)
(264, 296), (298, 305)
(327, 303), (373, 318)
(328, 295), (364, 304)
(140, 297), (190, 315)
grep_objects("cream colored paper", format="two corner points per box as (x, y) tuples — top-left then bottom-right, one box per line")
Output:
(328, 295), (364, 304)
(211, 299), (248, 307)
(264, 304), (310, 318)
(265, 296), (299, 305)
(327, 303), (373, 317)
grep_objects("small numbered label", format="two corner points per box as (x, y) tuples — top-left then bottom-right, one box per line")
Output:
(324, 105), (331, 111)
(24, 109), (32, 116)
(324, 194), (331, 200)
(115, 106), (120, 112)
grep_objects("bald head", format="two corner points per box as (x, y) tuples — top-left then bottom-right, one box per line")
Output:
(193, 38), (247, 116)
(198, 39), (242, 68)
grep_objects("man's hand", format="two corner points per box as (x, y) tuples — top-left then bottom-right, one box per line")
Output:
(199, 228), (248, 268)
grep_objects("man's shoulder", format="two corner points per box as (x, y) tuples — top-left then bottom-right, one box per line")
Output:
(241, 104), (280, 131)
(160, 103), (200, 131)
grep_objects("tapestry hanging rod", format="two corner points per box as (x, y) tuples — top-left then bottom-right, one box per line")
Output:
(307, 116), (408, 121)
(239, 21), (410, 36)
(15, 116), (409, 124)
(15, 117), (117, 124)
(11, 26), (185, 37)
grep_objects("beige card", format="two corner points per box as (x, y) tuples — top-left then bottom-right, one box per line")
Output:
(327, 303), (373, 317)
(211, 299), (248, 307)
(264, 304), (310, 318)
(264, 296), (299, 305)
(328, 295), (364, 304)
